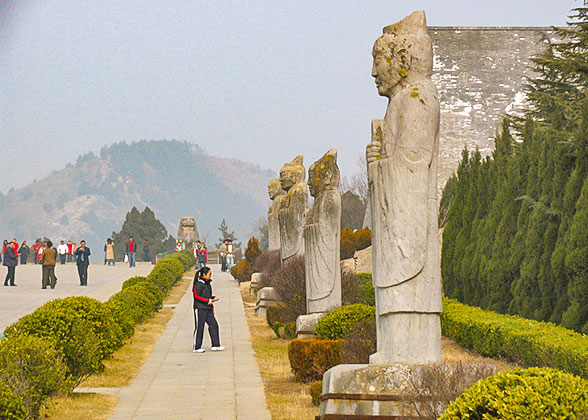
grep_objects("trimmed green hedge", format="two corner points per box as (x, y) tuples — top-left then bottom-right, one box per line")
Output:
(442, 298), (588, 379)
(0, 381), (26, 420)
(288, 339), (342, 382)
(440, 367), (588, 420)
(315, 304), (375, 340)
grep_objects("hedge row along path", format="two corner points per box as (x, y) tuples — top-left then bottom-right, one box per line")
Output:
(108, 264), (271, 420)
(0, 263), (153, 332)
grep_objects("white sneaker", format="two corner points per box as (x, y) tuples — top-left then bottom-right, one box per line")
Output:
(193, 348), (205, 353)
(210, 346), (225, 352)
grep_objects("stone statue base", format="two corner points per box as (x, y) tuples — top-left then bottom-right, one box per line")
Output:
(295, 313), (325, 338)
(255, 287), (276, 318)
(318, 363), (486, 419)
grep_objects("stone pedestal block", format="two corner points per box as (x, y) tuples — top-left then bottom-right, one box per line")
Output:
(250, 272), (262, 292)
(255, 287), (276, 318)
(318, 364), (441, 419)
(295, 313), (325, 338)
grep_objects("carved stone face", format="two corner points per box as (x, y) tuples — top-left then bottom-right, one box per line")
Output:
(279, 165), (304, 192)
(268, 179), (282, 200)
(372, 35), (409, 97)
(308, 150), (339, 198)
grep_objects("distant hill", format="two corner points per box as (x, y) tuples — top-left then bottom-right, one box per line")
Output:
(0, 140), (274, 249)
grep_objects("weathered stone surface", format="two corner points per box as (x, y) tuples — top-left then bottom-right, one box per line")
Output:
(295, 313), (325, 338)
(367, 11), (442, 364)
(430, 26), (556, 192)
(255, 287), (276, 318)
(340, 245), (373, 274)
(177, 217), (199, 250)
(250, 272), (262, 293)
(267, 179), (285, 251)
(278, 155), (308, 263)
(304, 149), (342, 315)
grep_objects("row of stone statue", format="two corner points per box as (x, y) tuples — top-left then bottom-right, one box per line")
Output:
(268, 149), (342, 317)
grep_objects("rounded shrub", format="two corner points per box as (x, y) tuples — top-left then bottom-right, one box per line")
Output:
(341, 316), (376, 364)
(230, 259), (248, 282)
(148, 258), (183, 292)
(107, 287), (155, 326)
(315, 304), (375, 340)
(122, 276), (148, 289)
(288, 339), (342, 382)
(440, 367), (588, 420)
(0, 380), (26, 420)
(4, 307), (103, 387)
(0, 336), (67, 419)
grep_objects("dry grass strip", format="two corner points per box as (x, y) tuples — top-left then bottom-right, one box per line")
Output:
(41, 270), (195, 419)
(240, 282), (317, 420)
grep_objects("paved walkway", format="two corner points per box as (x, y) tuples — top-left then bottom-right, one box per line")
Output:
(108, 264), (271, 420)
(0, 263), (152, 332)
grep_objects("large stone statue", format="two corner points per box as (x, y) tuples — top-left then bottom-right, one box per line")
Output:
(366, 10), (442, 364)
(177, 217), (200, 251)
(278, 155), (308, 263)
(267, 179), (285, 251)
(304, 149), (341, 314)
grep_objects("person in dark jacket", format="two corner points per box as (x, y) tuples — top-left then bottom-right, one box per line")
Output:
(196, 242), (208, 271)
(74, 240), (91, 286)
(192, 267), (224, 353)
(19, 241), (30, 264)
(3, 241), (18, 286)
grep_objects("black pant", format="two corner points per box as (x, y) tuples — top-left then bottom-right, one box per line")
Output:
(77, 263), (88, 286)
(4, 266), (15, 285)
(60, 254), (66, 264)
(42, 265), (57, 289)
(193, 308), (220, 349)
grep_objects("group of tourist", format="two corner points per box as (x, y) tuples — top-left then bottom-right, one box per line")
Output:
(218, 239), (235, 272)
(0, 235), (143, 288)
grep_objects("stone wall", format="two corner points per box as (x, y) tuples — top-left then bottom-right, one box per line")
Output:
(430, 27), (556, 191)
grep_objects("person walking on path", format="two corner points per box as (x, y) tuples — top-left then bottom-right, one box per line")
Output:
(41, 241), (58, 289)
(3, 241), (18, 286)
(226, 240), (235, 271)
(104, 238), (115, 266)
(219, 240), (228, 272)
(125, 236), (136, 267)
(66, 240), (74, 262)
(33, 240), (42, 264)
(19, 241), (30, 264)
(57, 240), (68, 265)
(192, 266), (224, 353)
(196, 242), (208, 271)
(74, 240), (91, 286)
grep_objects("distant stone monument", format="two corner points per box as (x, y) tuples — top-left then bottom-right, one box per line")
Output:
(319, 11), (444, 419)
(297, 149), (342, 337)
(177, 217), (200, 251)
(267, 179), (285, 251)
(278, 155), (308, 263)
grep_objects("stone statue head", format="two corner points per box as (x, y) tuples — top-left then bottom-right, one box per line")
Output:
(308, 149), (340, 197)
(279, 155), (305, 191)
(268, 179), (283, 200)
(372, 11), (433, 97)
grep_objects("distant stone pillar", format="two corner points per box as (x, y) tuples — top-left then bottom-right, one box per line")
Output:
(267, 179), (285, 252)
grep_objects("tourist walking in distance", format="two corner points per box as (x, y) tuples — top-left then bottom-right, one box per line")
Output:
(226, 240), (235, 271)
(67, 240), (74, 262)
(3, 241), (18, 286)
(104, 238), (115, 266)
(19, 241), (30, 264)
(41, 241), (58, 289)
(192, 267), (224, 353)
(126, 236), (136, 267)
(57, 240), (68, 265)
(74, 240), (91, 286)
(196, 242), (208, 271)
(33, 240), (42, 264)
(219, 240), (228, 272)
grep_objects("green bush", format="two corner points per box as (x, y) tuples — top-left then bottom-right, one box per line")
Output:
(442, 298), (588, 379)
(309, 381), (322, 407)
(440, 367), (588, 420)
(168, 250), (195, 271)
(0, 336), (67, 419)
(271, 322), (296, 339)
(288, 339), (342, 382)
(122, 276), (148, 289)
(315, 304), (375, 340)
(356, 273), (375, 306)
(340, 317), (376, 364)
(147, 258), (183, 292)
(0, 381), (26, 420)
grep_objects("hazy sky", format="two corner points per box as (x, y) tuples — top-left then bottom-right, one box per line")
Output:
(0, 0), (581, 194)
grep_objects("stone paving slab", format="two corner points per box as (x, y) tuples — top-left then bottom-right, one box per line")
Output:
(0, 263), (153, 332)
(108, 264), (271, 420)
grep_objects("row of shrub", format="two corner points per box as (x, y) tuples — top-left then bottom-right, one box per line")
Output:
(442, 297), (588, 380)
(0, 250), (195, 419)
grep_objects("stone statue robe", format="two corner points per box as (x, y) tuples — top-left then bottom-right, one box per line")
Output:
(268, 195), (285, 251)
(369, 77), (442, 364)
(304, 187), (341, 313)
(279, 183), (307, 262)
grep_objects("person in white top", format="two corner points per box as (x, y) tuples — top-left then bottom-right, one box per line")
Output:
(57, 240), (68, 265)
